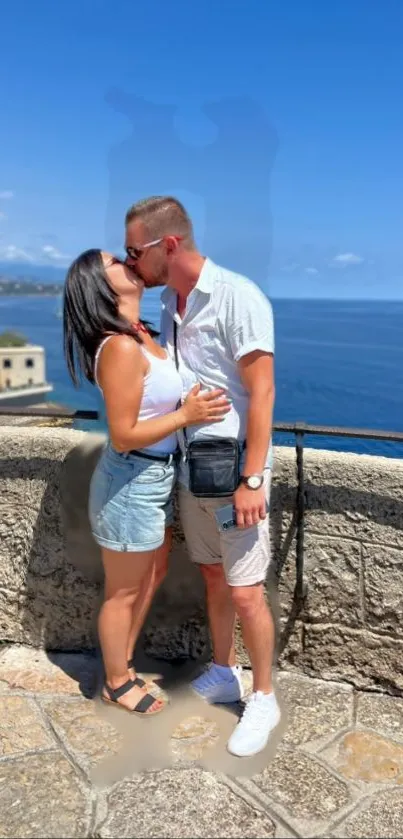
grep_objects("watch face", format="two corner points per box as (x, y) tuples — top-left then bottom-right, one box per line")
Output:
(248, 475), (263, 490)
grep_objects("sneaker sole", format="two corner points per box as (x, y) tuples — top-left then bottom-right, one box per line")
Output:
(226, 741), (269, 757)
(226, 716), (281, 757)
(191, 686), (244, 705)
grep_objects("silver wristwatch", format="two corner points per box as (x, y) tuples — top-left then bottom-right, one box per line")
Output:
(239, 474), (264, 490)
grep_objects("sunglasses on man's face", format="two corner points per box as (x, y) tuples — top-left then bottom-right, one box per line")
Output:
(125, 238), (163, 262)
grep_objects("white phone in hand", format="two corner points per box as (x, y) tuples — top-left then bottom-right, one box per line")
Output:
(214, 501), (270, 532)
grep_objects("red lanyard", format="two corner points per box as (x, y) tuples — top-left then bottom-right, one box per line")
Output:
(132, 321), (149, 334)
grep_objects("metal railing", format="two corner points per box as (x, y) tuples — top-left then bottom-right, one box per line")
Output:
(274, 421), (403, 444)
(2, 406), (403, 442)
(0, 406), (98, 420)
(273, 423), (403, 600)
(1, 406), (402, 602)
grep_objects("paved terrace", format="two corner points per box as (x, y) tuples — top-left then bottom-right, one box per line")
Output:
(2, 646), (403, 838)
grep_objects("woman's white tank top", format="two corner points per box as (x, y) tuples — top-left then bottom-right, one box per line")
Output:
(94, 335), (183, 455)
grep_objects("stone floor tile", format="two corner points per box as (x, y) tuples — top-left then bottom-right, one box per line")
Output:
(97, 768), (276, 838)
(0, 752), (91, 838)
(250, 746), (352, 834)
(276, 672), (353, 749)
(356, 692), (403, 743)
(0, 694), (54, 757)
(322, 730), (403, 785)
(40, 696), (124, 773)
(332, 789), (403, 838)
(171, 714), (220, 762)
(0, 646), (98, 697)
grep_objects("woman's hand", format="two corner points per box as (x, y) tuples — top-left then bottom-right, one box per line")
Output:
(179, 383), (231, 426)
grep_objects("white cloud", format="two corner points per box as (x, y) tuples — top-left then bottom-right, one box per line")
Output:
(0, 190), (14, 200)
(0, 212), (7, 221)
(306, 267), (319, 275)
(41, 244), (70, 264)
(0, 242), (70, 266)
(0, 245), (36, 263)
(334, 252), (364, 265)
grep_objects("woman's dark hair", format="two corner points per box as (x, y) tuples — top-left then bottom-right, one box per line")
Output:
(63, 249), (155, 386)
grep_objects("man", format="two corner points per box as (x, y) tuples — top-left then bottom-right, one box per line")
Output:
(125, 196), (280, 757)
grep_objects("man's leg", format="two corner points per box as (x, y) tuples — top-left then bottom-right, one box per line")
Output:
(199, 563), (236, 667)
(227, 581), (280, 757)
(178, 486), (243, 703)
(220, 470), (281, 756)
(229, 582), (275, 693)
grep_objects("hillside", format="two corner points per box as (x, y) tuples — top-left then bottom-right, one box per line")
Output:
(0, 278), (62, 296)
(0, 261), (66, 284)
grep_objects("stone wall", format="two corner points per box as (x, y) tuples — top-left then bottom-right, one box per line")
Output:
(1, 426), (402, 694)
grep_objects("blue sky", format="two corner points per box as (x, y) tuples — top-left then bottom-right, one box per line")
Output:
(0, 0), (402, 298)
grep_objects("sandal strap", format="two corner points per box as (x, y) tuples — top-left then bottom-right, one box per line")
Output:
(134, 693), (158, 713)
(127, 660), (145, 688)
(104, 678), (136, 701)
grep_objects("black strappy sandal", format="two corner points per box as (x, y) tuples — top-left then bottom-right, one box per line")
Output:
(102, 678), (165, 715)
(129, 673), (146, 689)
(127, 660), (157, 690)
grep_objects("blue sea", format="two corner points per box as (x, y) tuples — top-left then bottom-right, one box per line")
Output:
(1, 294), (402, 459)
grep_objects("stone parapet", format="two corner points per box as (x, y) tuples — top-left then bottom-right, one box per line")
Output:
(1, 427), (402, 694)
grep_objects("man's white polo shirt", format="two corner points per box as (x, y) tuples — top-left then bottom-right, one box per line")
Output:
(160, 257), (275, 485)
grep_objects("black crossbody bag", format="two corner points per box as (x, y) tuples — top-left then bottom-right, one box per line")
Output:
(173, 321), (242, 498)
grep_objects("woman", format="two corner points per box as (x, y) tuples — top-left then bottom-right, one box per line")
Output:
(63, 250), (230, 714)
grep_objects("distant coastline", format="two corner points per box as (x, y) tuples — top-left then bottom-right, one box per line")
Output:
(0, 280), (62, 296)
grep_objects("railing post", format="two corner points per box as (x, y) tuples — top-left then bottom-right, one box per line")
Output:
(295, 430), (305, 601)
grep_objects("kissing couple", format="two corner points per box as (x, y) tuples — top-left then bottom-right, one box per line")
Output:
(63, 196), (279, 758)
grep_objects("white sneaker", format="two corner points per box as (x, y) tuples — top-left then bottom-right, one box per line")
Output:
(227, 691), (281, 757)
(191, 663), (244, 704)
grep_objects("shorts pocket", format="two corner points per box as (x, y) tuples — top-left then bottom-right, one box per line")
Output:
(132, 460), (168, 484)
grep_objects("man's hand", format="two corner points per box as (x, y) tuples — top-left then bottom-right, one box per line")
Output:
(233, 484), (266, 529)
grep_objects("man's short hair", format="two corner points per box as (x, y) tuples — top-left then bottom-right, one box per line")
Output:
(125, 196), (195, 247)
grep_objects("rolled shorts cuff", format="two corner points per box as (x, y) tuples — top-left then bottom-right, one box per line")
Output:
(225, 572), (268, 587)
(91, 533), (165, 553)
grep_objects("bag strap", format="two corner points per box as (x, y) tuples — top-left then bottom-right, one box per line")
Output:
(173, 315), (245, 453)
(173, 319), (180, 371)
(173, 318), (188, 445)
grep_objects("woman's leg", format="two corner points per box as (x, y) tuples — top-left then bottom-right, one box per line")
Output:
(98, 546), (164, 712)
(126, 527), (172, 669)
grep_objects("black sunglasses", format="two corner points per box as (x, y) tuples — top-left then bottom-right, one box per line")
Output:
(125, 237), (163, 262)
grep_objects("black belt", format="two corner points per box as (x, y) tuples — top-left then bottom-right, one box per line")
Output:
(128, 442), (245, 464)
(128, 448), (180, 465)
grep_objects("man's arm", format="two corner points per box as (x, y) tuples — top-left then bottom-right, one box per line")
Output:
(233, 350), (275, 528)
(223, 279), (275, 528)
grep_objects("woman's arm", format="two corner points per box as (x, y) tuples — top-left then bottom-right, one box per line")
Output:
(98, 335), (229, 452)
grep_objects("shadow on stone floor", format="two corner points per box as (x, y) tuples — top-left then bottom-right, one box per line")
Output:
(46, 649), (102, 699)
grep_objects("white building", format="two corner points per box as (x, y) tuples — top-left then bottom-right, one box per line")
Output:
(0, 344), (53, 405)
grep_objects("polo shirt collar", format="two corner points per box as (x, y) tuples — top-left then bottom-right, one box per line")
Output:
(161, 256), (216, 313)
(195, 257), (215, 294)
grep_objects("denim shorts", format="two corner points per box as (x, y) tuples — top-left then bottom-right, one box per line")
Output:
(88, 444), (176, 552)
